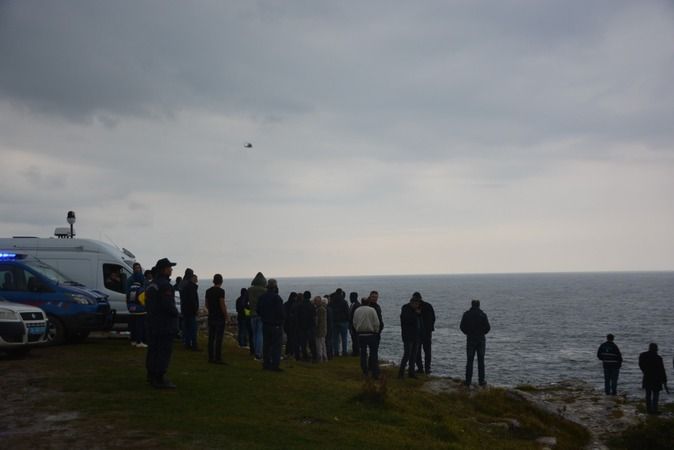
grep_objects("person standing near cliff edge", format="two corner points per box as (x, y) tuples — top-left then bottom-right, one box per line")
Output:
(146, 258), (179, 389)
(639, 343), (669, 414)
(415, 292), (435, 375)
(597, 334), (623, 396)
(248, 272), (267, 360)
(460, 299), (490, 387)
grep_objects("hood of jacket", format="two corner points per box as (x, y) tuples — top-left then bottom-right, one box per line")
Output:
(251, 272), (267, 288)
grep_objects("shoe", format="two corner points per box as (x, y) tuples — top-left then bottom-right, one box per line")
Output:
(136, 343), (148, 348)
(152, 377), (176, 389)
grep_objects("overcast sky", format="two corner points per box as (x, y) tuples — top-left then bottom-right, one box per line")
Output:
(1, 0), (673, 278)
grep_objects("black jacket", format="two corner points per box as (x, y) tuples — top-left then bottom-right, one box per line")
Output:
(419, 301), (435, 338)
(297, 299), (316, 331)
(639, 350), (667, 391)
(460, 306), (490, 339)
(372, 303), (384, 333)
(235, 294), (248, 316)
(180, 280), (199, 317)
(146, 276), (179, 335)
(256, 289), (285, 325)
(400, 303), (423, 342)
(597, 341), (623, 367)
(331, 297), (350, 323)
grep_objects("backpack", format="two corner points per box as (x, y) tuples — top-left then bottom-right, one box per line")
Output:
(127, 282), (146, 314)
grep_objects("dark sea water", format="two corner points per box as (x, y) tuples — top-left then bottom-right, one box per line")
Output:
(214, 272), (674, 399)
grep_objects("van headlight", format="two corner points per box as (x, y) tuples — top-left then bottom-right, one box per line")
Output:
(68, 294), (94, 305)
(0, 308), (19, 320)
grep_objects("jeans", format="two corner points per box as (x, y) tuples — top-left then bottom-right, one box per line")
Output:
(399, 339), (419, 377)
(603, 365), (620, 395)
(208, 322), (225, 362)
(466, 337), (486, 385)
(359, 334), (380, 379)
(251, 316), (263, 359)
(237, 316), (248, 347)
(416, 336), (432, 374)
(182, 315), (197, 349)
(332, 321), (349, 356)
(645, 389), (660, 413)
(262, 324), (283, 369)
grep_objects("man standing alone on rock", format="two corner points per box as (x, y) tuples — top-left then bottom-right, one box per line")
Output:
(639, 343), (669, 414)
(596, 334), (623, 396)
(460, 299), (490, 387)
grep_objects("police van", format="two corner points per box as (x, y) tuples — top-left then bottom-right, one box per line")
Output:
(0, 252), (112, 344)
(0, 235), (138, 328)
(0, 295), (48, 356)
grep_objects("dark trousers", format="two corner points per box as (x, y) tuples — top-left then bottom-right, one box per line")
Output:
(350, 327), (360, 356)
(466, 337), (486, 385)
(285, 329), (296, 356)
(262, 324), (283, 369)
(130, 315), (146, 344)
(244, 317), (254, 355)
(146, 332), (174, 380)
(237, 317), (248, 347)
(359, 334), (380, 379)
(645, 389), (660, 413)
(399, 339), (419, 376)
(296, 328), (316, 361)
(416, 335), (432, 373)
(603, 365), (620, 395)
(208, 322), (225, 362)
(182, 315), (197, 349)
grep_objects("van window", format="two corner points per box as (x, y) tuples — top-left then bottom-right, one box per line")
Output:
(103, 264), (130, 294)
(0, 265), (15, 291)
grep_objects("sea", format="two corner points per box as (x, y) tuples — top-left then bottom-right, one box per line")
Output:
(207, 272), (674, 399)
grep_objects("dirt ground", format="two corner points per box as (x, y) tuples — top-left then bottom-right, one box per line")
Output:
(0, 343), (163, 450)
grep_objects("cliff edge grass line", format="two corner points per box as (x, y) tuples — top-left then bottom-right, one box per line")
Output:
(2, 338), (589, 449)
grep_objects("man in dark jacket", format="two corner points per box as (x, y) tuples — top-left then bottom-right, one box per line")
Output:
(460, 299), (491, 387)
(283, 292), (298, 357)
(329, 289), (350, 356)
(235, 288), (249, 348)
(348, 292), (360, 356)
(597, 334), (623, 395)
(180, 272), (199, 350)
(295, 291), (317, 362)
(399, 294), (423, 379)
(256, 279), (285, 371)
(639, 343), (669, 414)
(145, 258), (179, 389)
(414, 293), (435, 375)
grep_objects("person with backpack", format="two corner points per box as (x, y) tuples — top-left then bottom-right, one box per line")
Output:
(597, 334), (623, 396)
(126, 262), (147, 348)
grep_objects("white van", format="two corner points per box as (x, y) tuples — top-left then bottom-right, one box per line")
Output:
(0, 235), (138, 328)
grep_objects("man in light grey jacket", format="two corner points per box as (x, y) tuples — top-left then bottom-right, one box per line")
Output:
(353, 293), (382, 379)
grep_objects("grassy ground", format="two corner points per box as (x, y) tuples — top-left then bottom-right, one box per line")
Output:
(3, 336), (591, 449)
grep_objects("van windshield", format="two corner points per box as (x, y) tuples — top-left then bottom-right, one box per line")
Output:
(24, 260), (74, 285)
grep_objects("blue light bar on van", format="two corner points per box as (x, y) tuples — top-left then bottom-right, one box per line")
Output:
(0, 252), (18, 259)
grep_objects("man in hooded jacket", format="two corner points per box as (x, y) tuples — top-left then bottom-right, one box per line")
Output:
(248, 272), (267, 360)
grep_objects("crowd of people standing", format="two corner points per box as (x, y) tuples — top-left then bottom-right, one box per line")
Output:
(130, 262), (672, 416)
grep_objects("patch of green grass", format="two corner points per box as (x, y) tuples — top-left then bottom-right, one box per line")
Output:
(34, 337), (590, 449)
(608, 416), (674, 450)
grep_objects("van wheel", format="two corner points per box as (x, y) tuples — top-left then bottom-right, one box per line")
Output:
(68, 331), (90, 343)
(46, 315), (66, 345)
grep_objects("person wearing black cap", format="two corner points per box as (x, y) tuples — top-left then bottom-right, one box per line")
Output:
(145, 257), (179, 389)
(460, 299), (490, 387)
